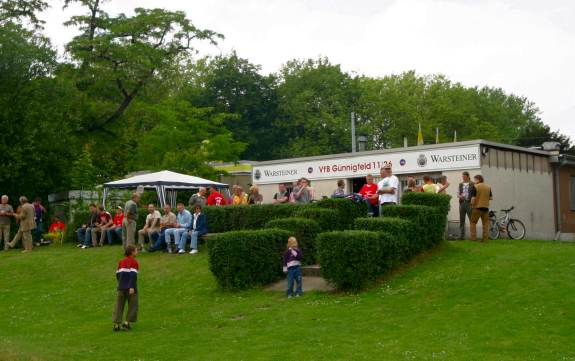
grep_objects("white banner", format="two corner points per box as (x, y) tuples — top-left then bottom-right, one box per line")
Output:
(253, 145), (481, 184)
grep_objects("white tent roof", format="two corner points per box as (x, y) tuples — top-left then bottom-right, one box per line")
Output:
(103, 170), (228, 189)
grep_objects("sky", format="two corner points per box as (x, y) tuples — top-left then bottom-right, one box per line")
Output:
(42, 0), (575, 141)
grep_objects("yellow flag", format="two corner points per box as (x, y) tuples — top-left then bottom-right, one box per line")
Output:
(417, 123), (424, 145)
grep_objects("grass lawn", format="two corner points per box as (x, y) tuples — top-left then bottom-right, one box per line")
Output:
(1, 240), (575, 361)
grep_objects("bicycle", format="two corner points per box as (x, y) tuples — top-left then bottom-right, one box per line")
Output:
(488, 206), (526, 240)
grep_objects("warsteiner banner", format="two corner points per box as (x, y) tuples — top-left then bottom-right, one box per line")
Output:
(253, 145), (480, 184)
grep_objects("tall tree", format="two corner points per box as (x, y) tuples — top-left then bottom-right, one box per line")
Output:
(274, 57), (360, 158)
(0, 22), (79, 199)
(65, 6), (223, 130)
(186, 52), (279, 160)
(0, 0), (48, 28)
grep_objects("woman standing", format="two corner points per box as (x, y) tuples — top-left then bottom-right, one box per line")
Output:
(248, 185), (263, 205)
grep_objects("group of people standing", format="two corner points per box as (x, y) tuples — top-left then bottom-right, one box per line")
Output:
(0, 195), (62, 253)
(330, 165), (493, 241)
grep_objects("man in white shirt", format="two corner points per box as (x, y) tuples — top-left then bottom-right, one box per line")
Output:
(137, 204), (161, 251)
(377, 165), (399, 210)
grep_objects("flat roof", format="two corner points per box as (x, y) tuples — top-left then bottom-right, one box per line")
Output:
(254, 139), (551, 166)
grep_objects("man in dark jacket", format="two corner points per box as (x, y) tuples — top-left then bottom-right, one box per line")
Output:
(183, 204), (207, 255)
(77, 204), (99, 248)
(457, 171), (475, 240)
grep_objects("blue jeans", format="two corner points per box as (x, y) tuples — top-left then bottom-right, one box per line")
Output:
(178, 230), (190, 251)
(76, 227), (93, 246)
(179, 230), (204, 251)
(365, 201), (379, 217)
(149, 228), (167, 252)
(165, 228), (187, 249)
(35, 221), (43, 242)
(287, 266), (303, 297)
(106, 227), (122, 245)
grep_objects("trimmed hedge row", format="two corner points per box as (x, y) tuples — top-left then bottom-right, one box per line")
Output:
(208, 229), (290, 291)
(203, 198), (367, 233)
(401, 192), (451, 216)
(293, 208), (339, 232)
(380, 205), (446, 248)
(315, 198), (368, 230)
(264, 218), (320, 265)
(203, 203), (315, 233)
(354, 217), (421, 260)
(316, 231), (400, 291)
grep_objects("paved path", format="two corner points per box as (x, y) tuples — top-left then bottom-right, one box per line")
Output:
(265, 276), (334, 292)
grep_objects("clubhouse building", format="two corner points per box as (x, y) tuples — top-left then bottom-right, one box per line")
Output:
(248, 140), (575, 241)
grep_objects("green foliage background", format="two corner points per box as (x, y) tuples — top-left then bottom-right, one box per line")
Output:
(0, 0), (572, 205)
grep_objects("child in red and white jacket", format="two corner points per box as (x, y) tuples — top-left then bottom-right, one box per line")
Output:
(113, 245), (139, 331)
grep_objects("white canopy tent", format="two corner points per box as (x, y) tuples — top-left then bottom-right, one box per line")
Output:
(102, 170), (229, 208)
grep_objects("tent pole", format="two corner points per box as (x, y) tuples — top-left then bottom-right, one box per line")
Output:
(102, 188), (108, 209)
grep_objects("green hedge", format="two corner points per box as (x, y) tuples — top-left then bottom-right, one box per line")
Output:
(401, 192), (451, 215)
(203, 203), (314, 233)
(316, 198), (368, 229)
(293, 208), (339, 232)
(264, 218), (320, 265)
(63, 207), (148, 243)
(208, 229), (290, 291)
(202, 199), (367, 234)
(354, 217), (421, 259)
(380, 205), (445, 248)
(316, 231), (398, 291)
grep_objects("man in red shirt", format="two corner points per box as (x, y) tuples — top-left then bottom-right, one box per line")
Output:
(104, 206), (124, 245)
(359, 174), (379, 217)
(92, 205), (113, 247)
(206, 185), (227, 206)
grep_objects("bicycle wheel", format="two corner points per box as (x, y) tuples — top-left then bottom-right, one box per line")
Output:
(488, 218), (500, 240)
(506, 219), (526, 240)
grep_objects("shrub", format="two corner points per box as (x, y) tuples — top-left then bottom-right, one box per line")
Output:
(293, 208), (339, 232)
(264, 218), (321, 265)
(380, 205), (445, 247)
(316, 231), (398, 291)
(316, 198), (368, 229)
(203, 203), (315, 233)
(401, 192), (451, 215)
(208, 229), (290, 291)
(354, 217), (420, 260)
(63, 210), (90, 243)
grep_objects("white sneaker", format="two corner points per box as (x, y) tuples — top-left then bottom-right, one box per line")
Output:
(178, 249), (185, 254)
(189, 249), (198, 255)
(81, 245), (88, 249)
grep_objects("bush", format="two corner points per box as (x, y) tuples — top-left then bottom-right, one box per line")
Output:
(208, 229), (290, 291)
(401, 192), (451, 215)
(264, 218), (321, 265)
(380, 205), (445, 247)
(316, 231), (398, 291)
(316, 198), (368, 229)
(354, 217), (420, 260)
(203, 203), (315, 233)
(63, 210), (90, 243)
(293, 208), (339, 232)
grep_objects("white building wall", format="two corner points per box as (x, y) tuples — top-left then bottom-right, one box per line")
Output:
(259, 180), (343, 204)
(479, 166), (555, 240)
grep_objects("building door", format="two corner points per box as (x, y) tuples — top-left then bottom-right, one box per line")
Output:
(351, 177), (367, 193)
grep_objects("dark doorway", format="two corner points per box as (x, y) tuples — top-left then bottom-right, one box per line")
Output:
(351, 177), (367, 193)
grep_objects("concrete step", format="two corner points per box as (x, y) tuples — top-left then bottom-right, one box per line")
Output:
(302, 264), (321, 277)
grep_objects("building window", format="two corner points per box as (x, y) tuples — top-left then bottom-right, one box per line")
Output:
(571, 176), (575, 211)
